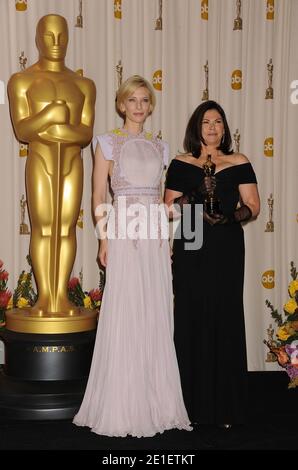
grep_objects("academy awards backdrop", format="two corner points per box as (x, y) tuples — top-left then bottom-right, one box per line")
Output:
(0, 0), (297, 371)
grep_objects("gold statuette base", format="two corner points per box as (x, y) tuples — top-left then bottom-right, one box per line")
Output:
(5, 308), (98, 334)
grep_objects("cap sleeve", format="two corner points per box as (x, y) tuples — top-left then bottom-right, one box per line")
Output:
(165, 160), (190, 193)
(237, 162), (257, 184)
(92, 134), (113, 161)
(161, 140), (169, 167)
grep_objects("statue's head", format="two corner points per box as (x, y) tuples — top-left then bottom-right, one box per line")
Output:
(36, 14), (68, 61)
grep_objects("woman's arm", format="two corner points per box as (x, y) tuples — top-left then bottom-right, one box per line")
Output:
(164, 188), (183, 220)
(238, 183), (260, 218)
(92, 143), (111, 267)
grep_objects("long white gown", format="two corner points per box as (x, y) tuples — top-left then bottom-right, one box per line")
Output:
(73, 128), (191, 438)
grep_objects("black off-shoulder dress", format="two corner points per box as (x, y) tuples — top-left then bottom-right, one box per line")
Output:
(166, 159), (257, 425)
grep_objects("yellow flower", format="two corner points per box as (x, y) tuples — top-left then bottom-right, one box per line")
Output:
(284, 298), (298, 315)
(83, 296), (92, 309)
(112, 128), (126, 136)
(21, 272), (29, 283)
(7, 297), (13, 310)
(289, 280), (298, 298)
(277, 325), (292, 341)
(17, 297), (29, 308)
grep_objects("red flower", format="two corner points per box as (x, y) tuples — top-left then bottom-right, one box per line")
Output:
(68, 277), (80, 289)
(0, 270), (9, 281)
(89, 288), (102, 302)
(0, 260), (3, 269)
(0, 290), (12, 309)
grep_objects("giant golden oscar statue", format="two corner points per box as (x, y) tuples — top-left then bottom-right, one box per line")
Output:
(7, 14), (97, 334)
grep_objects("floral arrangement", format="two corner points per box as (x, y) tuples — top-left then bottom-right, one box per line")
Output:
(13, 255), (38, 310)
(67, 270), (104, 310)
(264, 261), (298, 388)
(0, 255), (104, 327)
(0, 260), (12, 324)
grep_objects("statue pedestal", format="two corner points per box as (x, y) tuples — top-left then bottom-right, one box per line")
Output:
(0, 318), (97, 420)
(5, 307), (97, 334)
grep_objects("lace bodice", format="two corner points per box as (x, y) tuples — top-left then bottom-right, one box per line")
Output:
(92, 129), (169, 243)
(92, 128), (169, 200)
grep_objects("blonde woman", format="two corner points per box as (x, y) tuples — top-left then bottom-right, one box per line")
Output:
(73, 75), (191, 437)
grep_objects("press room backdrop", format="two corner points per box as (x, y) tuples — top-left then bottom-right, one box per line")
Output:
(0, 0), (297, 369)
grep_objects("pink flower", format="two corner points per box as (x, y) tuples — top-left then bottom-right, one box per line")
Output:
(0, 290), (12, 309)
(68, 277), (80, 289)
(89, 288), (102, 302)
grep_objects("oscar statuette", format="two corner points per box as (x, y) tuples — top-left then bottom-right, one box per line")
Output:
(75, 0), (83, 28)
(264, 324), (278, 363)
(265, 193), (274, 232)
(0, 14), (97, 420)
(233, 0), (243, 30)
(19, 194), (30, 235)
(154, 0), (162, 30)
(202, 155), (221, 215)
(202, 60), (209, 101)
(265, 59), (273, 99)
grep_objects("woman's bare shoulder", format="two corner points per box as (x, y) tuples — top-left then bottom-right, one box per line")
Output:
(232, 153), (250, 164)
(174, 153), (192, 162)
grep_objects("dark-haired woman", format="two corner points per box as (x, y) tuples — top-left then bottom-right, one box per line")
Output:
(164, 100), (260, 427)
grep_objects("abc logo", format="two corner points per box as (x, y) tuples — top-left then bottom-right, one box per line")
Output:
(264, 137), (273, 157)
(15, 0), (27, 11)
(76, 69), (83, 77)
(153, 70), (162, 91)
(266, 0), (274, 20)
(231, 70), (242, 90)
(19, 143), (28, 157)
(114, 0), (122, 19)
(201, 0), (208, 20)
(262, 270), (275, 289)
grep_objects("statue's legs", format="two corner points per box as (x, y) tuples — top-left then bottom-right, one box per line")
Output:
(56, 154), (83, 312)
(25, 151), (83, 314)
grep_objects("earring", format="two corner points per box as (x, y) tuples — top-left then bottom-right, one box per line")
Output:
(221, 134), (225, 144)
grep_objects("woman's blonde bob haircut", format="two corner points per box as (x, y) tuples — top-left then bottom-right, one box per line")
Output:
(116, 75), (156, 119)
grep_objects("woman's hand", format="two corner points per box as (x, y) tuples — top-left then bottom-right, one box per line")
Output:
(98, 239), (108, 267)
(203, 212), (228, 225)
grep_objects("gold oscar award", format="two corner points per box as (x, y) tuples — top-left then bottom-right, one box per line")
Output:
(155, 0), (163, 30)
(233, 128), (240, 153)
(7, 14), (96, 334)
(19, 194), (30, 235)
(18, 52), (28, 157)
(202, 155), (221, 215)
(233, 0), (243, 30)
(75, 0), (83, 28)
(265, 193), (274, 232)
(265, 59), (273, 99)
(116, 60), (123, 90)
(264, 324), (278, 363)
(19, 51), (27, 70)
(202, 60), (209, 101)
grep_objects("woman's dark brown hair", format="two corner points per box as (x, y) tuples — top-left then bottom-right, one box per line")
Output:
(183, 100), (234, 158)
